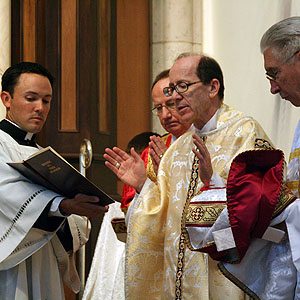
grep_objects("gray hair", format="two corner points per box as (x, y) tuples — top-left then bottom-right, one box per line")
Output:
(260, 16), (300, 62)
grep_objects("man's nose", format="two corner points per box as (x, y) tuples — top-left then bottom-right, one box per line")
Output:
(270, 80), (280, 94)
(171, 89), (182, 101)
(34, 99), (44, 111)
(160, 106), (172, 119)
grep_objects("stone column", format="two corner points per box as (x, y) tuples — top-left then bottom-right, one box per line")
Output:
(0, 0), (11, 118)
(151, 0), (202, 134)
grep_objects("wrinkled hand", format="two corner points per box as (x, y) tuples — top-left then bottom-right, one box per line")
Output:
(149, 135), (168, 174)
(192, 134), (213, 186)
(104, 146), (147, 192)
(59, 193), (108, 219)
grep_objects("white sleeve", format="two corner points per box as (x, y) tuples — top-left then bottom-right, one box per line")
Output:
(49, 196), (68, 217)
(210, 172), (225, 187)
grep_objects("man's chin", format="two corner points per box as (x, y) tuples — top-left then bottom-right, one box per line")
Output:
(27, 124), (44, 134)
(282, 95), (300, 107)
(165, 124), (180, 132)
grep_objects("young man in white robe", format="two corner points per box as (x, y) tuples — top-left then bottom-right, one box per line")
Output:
(0, 62), (108, 300)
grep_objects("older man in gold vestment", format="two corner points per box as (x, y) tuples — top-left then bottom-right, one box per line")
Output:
(104, 53), (272, 299)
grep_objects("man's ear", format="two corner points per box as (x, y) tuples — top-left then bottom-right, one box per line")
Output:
(1, 91), (12, 109)
(209, 79), (220, 98)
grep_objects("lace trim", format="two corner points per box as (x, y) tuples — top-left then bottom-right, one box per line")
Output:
(74, 219), (84, 247)
(0, 189), (45, 243)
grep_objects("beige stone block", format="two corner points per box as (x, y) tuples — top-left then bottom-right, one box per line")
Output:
(152, 0), (202, 43)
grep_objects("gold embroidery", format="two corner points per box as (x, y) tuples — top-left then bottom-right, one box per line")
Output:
(286, 181), (299, 190)
(254, 138), (273, 150)
(273, 184), (297, 217)
(289, 148), (300, 161)
(175, 135), (208, 299)
(175, 154), (199, 300)
(185, 202), (226, 226)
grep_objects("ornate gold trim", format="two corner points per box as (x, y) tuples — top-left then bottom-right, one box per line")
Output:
(289, 148), (300, 161)
(175, 154), (199, 299)
(286, 180), (299, 190)
(273, 184), (297, 217)
(254, 138), (273, 150)
(185, 202), (226, 226)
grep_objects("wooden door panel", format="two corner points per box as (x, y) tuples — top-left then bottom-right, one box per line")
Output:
(11, 1), (150, 298)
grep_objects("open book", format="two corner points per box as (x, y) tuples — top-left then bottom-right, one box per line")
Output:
(8, 146), (114, 206)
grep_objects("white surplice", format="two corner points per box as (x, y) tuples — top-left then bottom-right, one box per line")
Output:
(0, 128), (90, 300)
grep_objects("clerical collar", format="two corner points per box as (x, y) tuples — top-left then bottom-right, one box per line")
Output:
(0, 119), (38, 147)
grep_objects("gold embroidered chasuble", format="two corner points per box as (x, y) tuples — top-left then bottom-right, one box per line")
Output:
(125, 104), (271, 299)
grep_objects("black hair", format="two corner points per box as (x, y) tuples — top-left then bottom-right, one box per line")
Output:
(151, 69), (170, 90)
(126, 131), (161, 154)
(1, 61), (54, 96)
(196, 56), (225, 100)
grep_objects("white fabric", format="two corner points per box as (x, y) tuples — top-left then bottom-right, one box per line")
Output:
(221, 204), (300, 300)
(219, 123), (300, 299)
(0, 128), (88, 299)
(286, 122), (300, 270)
(49, 196), (67, 217)
(0, 129), (61, 264)
(186, 187), (300, 299)
(83, 202), (125, 300)
(287, 120), (300, 196)
(0, 238), (64, 300)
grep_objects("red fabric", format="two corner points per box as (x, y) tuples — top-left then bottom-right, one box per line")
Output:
(226, 149), (284, 262)
(196, 149), (286, 263)
(165, 134), (172, 147)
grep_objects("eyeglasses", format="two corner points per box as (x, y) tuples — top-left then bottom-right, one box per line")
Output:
(163, 81), (201, 97)
(152, 100), (176, 115)
(266, 50), (299, 82)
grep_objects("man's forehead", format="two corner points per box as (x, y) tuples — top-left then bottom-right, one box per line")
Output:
(152, 78), (170, 102)
(169, 57), (199, 82)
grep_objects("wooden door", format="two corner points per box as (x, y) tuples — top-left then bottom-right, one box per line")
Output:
(11, 0), (150, 298)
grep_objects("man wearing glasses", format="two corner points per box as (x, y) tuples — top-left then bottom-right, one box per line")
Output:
(147, 69), (194, 177)
(261, 17), (300, 199)
(104, 53), (272, 299)
(214, 17), (300, 299)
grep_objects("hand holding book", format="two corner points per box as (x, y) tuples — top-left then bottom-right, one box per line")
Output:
(59, 194), (109, 218)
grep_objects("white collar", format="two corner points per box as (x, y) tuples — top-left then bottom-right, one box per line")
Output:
(195, 108), (219, 135)
(5, 119), (34, 140)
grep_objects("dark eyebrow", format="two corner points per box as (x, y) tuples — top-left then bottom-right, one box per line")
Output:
(24, 91), (52, 98)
